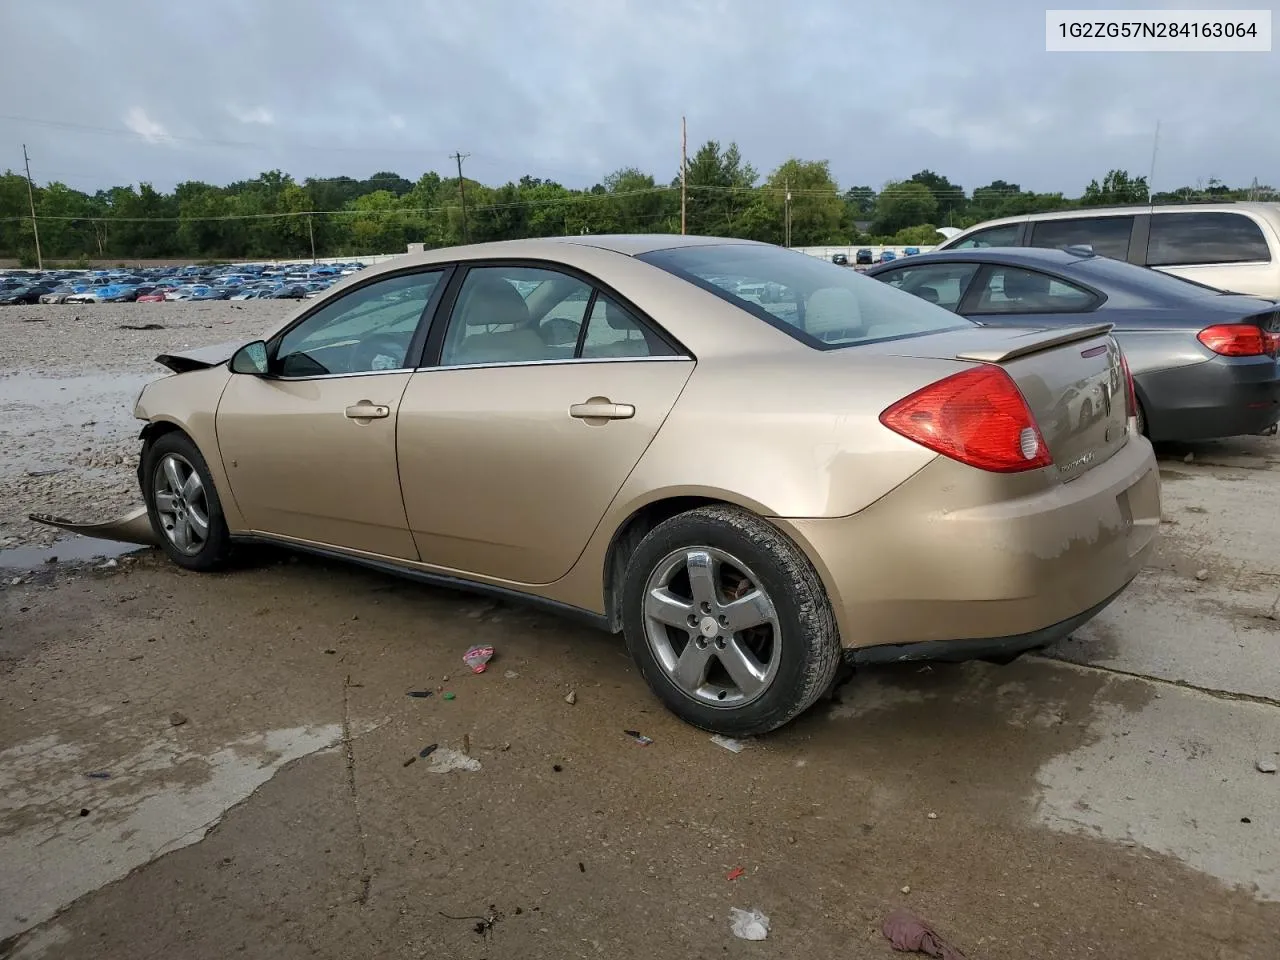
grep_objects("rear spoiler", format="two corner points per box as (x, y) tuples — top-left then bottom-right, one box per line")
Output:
(955, 323), (1114, 364)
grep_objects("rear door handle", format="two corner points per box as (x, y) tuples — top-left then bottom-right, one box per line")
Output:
(345, 401), (391, 420)
(569, 399), (635, 420)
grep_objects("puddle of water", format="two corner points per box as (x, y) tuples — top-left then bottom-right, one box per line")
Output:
(0, 371), (162, 475)
(0, 723), (345, 942)
(0, 536), (145, 571)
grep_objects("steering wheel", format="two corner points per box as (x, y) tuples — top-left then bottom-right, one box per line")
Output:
(350, 333), (410, 373)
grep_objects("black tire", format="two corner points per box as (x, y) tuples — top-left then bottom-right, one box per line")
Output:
(142, 431), (233, 571)
(621, 505), (841, 736)
(1135, 397), (1147, 437)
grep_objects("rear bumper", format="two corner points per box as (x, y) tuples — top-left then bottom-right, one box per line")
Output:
(1138, 354), (1280, 442)
(773, 434), (1161, 654)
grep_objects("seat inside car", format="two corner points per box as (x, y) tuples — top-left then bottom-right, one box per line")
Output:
(995, 268), (1052, 310)
(582, 301), (652, 358)
(447, 275), (549, 365)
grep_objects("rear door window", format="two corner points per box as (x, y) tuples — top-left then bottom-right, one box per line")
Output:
(968, 265), (1098, 315)
(1146, 211), (1272, 266)
(873, 262), (980, 312)
(948, 223), (1022, 248)
(1029, 216), (1135, 259)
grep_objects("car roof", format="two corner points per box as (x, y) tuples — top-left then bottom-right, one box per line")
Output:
(353, 234), (764, 280)
(943, 201), (1280, 236)
(872, 247), (1096, 269)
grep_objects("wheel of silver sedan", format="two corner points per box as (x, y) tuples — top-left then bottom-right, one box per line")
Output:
(642, 545), (782, 708)
(152, 453), (211, 556)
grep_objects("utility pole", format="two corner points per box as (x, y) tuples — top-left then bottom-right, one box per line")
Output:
(308, 215), (316, 263)
(680, 116), (687, 236)
(22, 144), (42, 270)
(784, 179), (792, 248)
(451, 152), (471, 243)
(1146, 120), (1160, 208)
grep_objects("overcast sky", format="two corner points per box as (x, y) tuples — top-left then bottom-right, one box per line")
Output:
(1, 0), (1275, 196)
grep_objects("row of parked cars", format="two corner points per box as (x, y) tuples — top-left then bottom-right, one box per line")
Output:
(831, 247), (923, 268)
(0, 261), (369, 306)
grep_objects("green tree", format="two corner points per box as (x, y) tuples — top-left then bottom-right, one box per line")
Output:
(872, 180), (937, 235)
(1081, 169), (1149, 206)
(679, 140), (757, 236)
(908, 170), (966, 222)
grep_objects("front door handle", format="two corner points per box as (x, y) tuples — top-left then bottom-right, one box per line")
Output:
(569, 398), (635, 421)
(344, 401), (391, 420)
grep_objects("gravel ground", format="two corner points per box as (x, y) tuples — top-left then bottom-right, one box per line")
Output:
(0, 301), (295, 549)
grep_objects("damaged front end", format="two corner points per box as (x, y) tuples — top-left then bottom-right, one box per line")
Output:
(29, 505), (160, 547)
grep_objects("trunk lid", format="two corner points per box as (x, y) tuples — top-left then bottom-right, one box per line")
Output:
(867, 324), (1129, 482)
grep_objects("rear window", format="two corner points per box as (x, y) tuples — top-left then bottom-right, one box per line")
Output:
(946, 223), (1022, 249)
(636, 243), (972, 350)
(1029, 216), (1135, 259)
(1146, 211), (1271, 266)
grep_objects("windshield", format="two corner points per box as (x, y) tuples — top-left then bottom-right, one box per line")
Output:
(637, 243), (972, 349)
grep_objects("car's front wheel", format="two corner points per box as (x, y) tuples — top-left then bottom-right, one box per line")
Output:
(142, 431), (233, 571)
(621, 505), (842, 736)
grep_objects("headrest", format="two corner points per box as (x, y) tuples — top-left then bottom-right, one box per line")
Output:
(605, 300), (640, 332)
(460, 275), (531, 328)
(1001, 269), (1049, 300)
(916, 285), (941, 304)
(805, 287), (862, 336)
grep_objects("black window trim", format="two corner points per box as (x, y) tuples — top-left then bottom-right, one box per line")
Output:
(957, 262), (1106, 317)
(262, 264), (455, 381)
(941, 220), (1030, 251)
(415, 257), (693, 370)
(1143, 210), (1273, 267)
(637, 245), (974, 352)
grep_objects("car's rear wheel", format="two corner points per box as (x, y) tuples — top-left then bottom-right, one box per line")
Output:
(142, 431), (233, 571)
(621, 505), (841, 736)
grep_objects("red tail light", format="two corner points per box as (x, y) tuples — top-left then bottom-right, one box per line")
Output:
(1118, 349), (1137, 419)
(1197, 323), (1279, 357)
(879, 365), (1053, 473)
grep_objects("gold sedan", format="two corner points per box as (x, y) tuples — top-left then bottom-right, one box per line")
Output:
(131, 236), (1161, 734)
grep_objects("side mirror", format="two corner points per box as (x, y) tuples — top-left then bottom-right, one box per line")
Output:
(230, 340), (269, 375)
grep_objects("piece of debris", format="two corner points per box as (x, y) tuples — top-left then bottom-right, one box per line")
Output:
(462, 733), (471, 755)
(324, 648), (337, 655)
(623, 729), (654, 746)
(1183, 451), (1194, 463)
(402, 756), (416, 767)
(901, 885), (912, 895)
(564, 690), (577, 705)
(726, 867), (745, 882)
(504, 670), (520, 679)
(882, 908), (967, 959)
(25, 468), (66, 478)
(78, 808), (89, 817)
(1242, 817), (1252, 823)
(406, 690), (433, 698)
(578, 861), (586, 873)
(98, 559), (118, 570)
(440, 905), (502, 939)
(463, 645), (495, 673)
(118, 323), (166, 331)
(1194, 569), (1209, 582)
(1257, 759), (1278, 774)
(84, 772), (111, 780)
(419, 743), (439, 759)
(442, 692), (456, 701)
(927, 812), (938, 820)
(428, 747), (481, 773)
(710, 734), (746, 754)
(168, 711), (188, 727)
(729, 907), (770, 941)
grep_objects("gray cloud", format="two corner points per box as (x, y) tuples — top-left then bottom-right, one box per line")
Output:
(1, 0), (1274, 195)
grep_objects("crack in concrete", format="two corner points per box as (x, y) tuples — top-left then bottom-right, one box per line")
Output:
(341, 674), (372, 905)
(1035, 652), (1280, 709)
